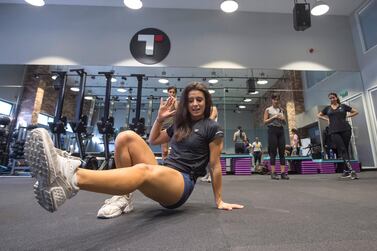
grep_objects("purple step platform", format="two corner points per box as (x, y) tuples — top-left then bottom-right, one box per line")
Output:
(319, 162), (335, 174)
(220, 158), (227, 175)
(350, 161), (361, 172)
(233, 158), (252, 175)
(301, 161), (319, 174)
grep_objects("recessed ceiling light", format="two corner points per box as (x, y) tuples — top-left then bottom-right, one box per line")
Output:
(70, 87), (80, 92)
(124, 0), (143, 10)
(208, 79), (219, 84)
(159, 78), (169, 84)
(250, 91), (259, 95)
(111, 77), (117, 83)
(238, 105), (246, 109)
(243, 98), (252, 102)
(117, 88), (127, 93)
(51, 74), (58, 80)
(209, 89), (216, 94)
(311, 1), (329, 16)
(84, 96), (93, 100)
(25, 0), (45, 7)
(162, 89), (168, 93)
(220, 0), (238, 13)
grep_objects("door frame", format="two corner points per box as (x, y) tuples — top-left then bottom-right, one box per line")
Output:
(342, 92), (377, 169)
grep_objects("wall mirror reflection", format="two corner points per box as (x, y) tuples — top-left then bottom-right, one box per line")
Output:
(1, 64), (375, 174)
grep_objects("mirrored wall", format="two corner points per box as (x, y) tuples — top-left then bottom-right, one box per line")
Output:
(0, 64), (375, 168)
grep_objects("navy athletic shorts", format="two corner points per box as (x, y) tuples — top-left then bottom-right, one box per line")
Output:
(160, 172), (195, 209)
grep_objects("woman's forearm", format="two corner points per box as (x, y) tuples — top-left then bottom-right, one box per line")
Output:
(210, 164), (223, 207)
(148, 119), (163, 144)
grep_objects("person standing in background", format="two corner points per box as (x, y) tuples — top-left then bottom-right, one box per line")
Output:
(290, 128), (301, 156)
(263, 94), (289, 180)
(251, 137), (262, 169)
(233, 126), (247, 154)
(317, 92), (359, 179)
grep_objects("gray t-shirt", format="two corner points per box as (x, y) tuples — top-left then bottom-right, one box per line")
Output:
(164, 118), (224, 179)
(265, 106), (285, 127)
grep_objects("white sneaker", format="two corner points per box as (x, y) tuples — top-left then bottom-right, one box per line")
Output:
(55, 148), (82, 161)
(25, 128), (81, 212)
(97, 194), (134, 219)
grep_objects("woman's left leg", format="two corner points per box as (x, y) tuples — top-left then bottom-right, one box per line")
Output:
(277, 128), (288, 179)
(77, 164), (185, 206)
(26, 128), (185, 212)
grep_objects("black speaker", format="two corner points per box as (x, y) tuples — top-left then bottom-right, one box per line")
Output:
(293, 3), (311, 31)
(247, 78), (255, 94)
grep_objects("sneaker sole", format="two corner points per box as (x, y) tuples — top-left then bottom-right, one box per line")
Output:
(33, 181), (56, 212)
(25, 129), (59, 212)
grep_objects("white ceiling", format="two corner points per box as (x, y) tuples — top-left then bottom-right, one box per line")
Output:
(0, 0), (366, 16)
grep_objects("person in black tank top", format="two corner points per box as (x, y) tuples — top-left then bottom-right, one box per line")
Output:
(318, 92), (359, 179)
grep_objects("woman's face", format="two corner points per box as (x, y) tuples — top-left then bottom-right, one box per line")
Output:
(168, 88), (177, 98)
(187, 90), (205, 120)
(272, 97), (280, 107)
(328, 95), (337, 104)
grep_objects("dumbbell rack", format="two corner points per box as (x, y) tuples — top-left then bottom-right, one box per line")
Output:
(9, 127), (29, 175)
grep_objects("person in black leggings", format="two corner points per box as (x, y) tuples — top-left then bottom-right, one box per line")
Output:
(263, 94), (289, 180)
(318, 92), (359, 179)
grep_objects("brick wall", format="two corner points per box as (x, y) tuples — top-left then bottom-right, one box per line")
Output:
(17, 66), (92, 126)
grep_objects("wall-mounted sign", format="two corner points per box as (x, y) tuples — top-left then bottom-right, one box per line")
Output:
(130, 28), (170, 65)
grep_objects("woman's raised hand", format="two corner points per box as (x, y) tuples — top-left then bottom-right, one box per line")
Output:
(157, 97), (176, 122)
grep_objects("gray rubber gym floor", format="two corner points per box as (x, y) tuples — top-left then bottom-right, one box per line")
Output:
(1, 172), (377, 251)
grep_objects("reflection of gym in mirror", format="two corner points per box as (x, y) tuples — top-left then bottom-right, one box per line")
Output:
(1, 65), (371, 177)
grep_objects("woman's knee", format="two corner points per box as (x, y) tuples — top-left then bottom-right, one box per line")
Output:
(133, 163), (155, 179)
(115, 130), (139, 147)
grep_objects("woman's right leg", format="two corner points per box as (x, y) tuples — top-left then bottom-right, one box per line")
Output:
(97, 130), (158, 218)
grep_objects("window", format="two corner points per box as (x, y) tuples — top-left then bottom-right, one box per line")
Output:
(37, 113), (54, 126)
(358, 0), (377, 51)
(305, 71), (335, 89)
(0, 99), (13, 116)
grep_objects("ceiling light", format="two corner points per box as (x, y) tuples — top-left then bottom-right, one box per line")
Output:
(257, 79), (268, 85)
(24, 0), (45, 7)
(162, 89), (168, 94)
(208, 79), (219, 84)
(70, 87), (80, 92)
(238, 105), (246, 109)
(159, 78), (169, 84)
(51, 74), (58, 80)
(220, 0), (238, 13)
(124, 0), (143, 10)
(243, 98), (252, 102)
(111, 77), (117, 83)
(84, 96), (93, 100)
(249, 91), (259, 95)
(209, 89), (216, 94)
(117, 88), (127, 93)
(257, 72), (268, 85)
(311, 1), (329, 16)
